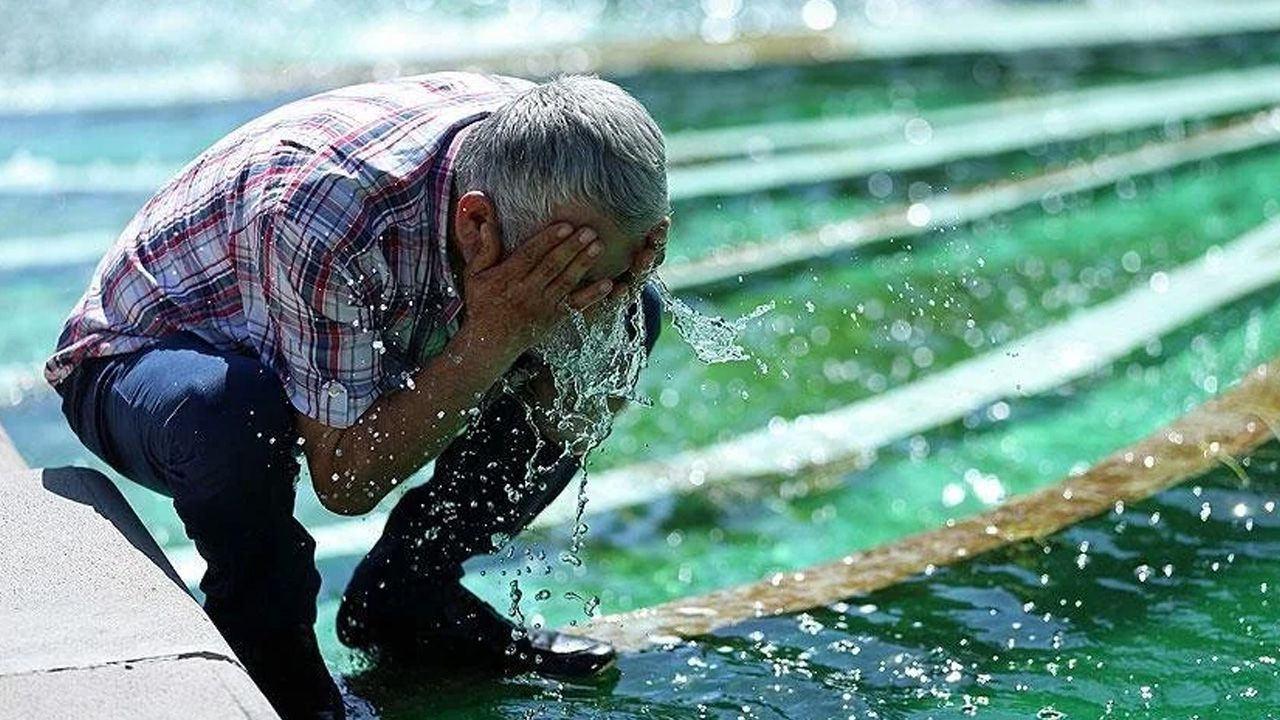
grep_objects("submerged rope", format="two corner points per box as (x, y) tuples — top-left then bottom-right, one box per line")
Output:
(579, 359), (1280, 651)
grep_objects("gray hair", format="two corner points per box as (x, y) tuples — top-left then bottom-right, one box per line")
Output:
(455, 75), (669, 250)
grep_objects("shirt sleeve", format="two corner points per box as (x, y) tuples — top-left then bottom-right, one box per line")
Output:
(266, 170), (392, 428)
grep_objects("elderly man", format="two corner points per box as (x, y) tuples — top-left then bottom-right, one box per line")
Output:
(46, 73), (669, 719)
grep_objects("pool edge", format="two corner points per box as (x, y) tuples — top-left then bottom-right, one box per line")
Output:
(0, 425), (279, 719)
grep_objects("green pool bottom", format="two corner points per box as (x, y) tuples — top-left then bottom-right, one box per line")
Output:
(603, 144), (1280, 470)
(327, 295), (1280, 719)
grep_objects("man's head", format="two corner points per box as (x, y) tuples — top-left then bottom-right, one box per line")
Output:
(451, 75), (669, 452)
(453, 74), (669, 286)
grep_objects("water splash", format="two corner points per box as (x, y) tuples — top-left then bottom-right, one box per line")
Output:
(508, 579), (526, 624)
(518, 272), (772, 597)
(530, 272), (773, 459)
(651, 274), (775, 365)
(564, 591), (601, 617)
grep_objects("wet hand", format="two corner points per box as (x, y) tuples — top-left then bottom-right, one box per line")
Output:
(460, 220), (614, 359)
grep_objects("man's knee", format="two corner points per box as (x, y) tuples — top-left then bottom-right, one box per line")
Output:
(163, 353), (298, 503)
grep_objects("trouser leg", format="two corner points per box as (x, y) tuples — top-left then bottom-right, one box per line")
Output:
(359, 391), (579, 583)
(59, 334), (319, 632)
(57, 335), (333, 715)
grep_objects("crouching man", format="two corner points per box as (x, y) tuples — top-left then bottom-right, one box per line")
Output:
(46, 73), (670, 719)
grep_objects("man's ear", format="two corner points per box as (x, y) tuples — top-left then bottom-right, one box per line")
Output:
(453, 191), (501, 268)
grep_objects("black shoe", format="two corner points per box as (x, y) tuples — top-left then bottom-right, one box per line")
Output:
(517, 627), (617, 677)
(225, 623), (345, 720)
(338, 581), (615, 678)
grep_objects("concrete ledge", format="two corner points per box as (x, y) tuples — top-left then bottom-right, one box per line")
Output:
(0, 463), (278, 719)
(0, 655), (273, 720)
(0, 423), (25, 474)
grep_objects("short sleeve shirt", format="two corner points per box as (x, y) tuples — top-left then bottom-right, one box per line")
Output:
(46, 72), (534, 428)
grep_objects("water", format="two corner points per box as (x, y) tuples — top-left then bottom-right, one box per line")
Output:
(352, 297), (1280, 717)
(521, 270), (772, 571)
(601, 145), (1280, 472)
(653, 274), (775, 366)
(461, 284), (1280, 625)
(352, 451), (1280, 718)
(5, 22), (1280, 719)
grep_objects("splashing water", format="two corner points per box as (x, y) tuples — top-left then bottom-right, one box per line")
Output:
(508, 579), (526, 625)
(515, 271), (771, 599)
(651, 274), (775, 366)
(564, 591), (601, 618)
(530, 271), (774, 460)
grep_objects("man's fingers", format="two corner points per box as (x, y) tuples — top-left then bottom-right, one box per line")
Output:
(566, 278), (614, 310)
(506, 222), (576, 276)
(546, 232), (604, 296)
(605, 276), (635, 304)
(533, 227), (599, 288)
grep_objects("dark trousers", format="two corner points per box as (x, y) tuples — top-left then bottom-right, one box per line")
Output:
(56, 287), (661, 647)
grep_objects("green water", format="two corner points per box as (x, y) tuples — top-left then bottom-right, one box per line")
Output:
(339, 297), (1280, 717)
(0, 120), (1239, 377)
(629, 34), (1280, 133)
(455, 286), (1280, 626)
(6, 34), (1273, 170)
(316, 147), (1280, 714)
(602, 146), (1280, 471)
(4, 127), (1279, 563)
(665, 121), (1221, 265)
(5, 41), (1280, 719)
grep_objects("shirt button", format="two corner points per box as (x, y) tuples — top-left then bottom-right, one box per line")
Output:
(325, 381), (347, 400)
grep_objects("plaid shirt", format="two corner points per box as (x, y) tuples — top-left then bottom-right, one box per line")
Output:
(47, 72), (534, 428)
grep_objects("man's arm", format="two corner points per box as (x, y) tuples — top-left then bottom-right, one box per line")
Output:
(299, 217), (613, 515)
(297, 324), (517, 515)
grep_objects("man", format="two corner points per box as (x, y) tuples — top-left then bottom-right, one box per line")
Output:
(46, 73), (670, 719)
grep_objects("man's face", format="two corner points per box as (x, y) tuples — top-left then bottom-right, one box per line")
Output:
(523, 203), (667, 455)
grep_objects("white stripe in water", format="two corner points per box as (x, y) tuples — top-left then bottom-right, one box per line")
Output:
(166, 217), (1280, 584)
(580, 360), (1280, 650)
(35, 114), (1277, 580)
(852, 0), (1280, 59)
(4, 1), (1280, 116)
(0, 65), (248, 116)
(8, 65), (1280, 200)
(9, 111), (1279, 277)
(665, 111), (1280, 291)
(0, 153), (173, 195)
(0, 231), (114, 272)
(0, 363), (45, 404)
(666, 67), (1280, 165)
(168, 509), (392, 586)
(671, 65), (1280, 199)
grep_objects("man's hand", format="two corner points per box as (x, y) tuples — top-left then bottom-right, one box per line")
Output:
(460, 219), (616, 361)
